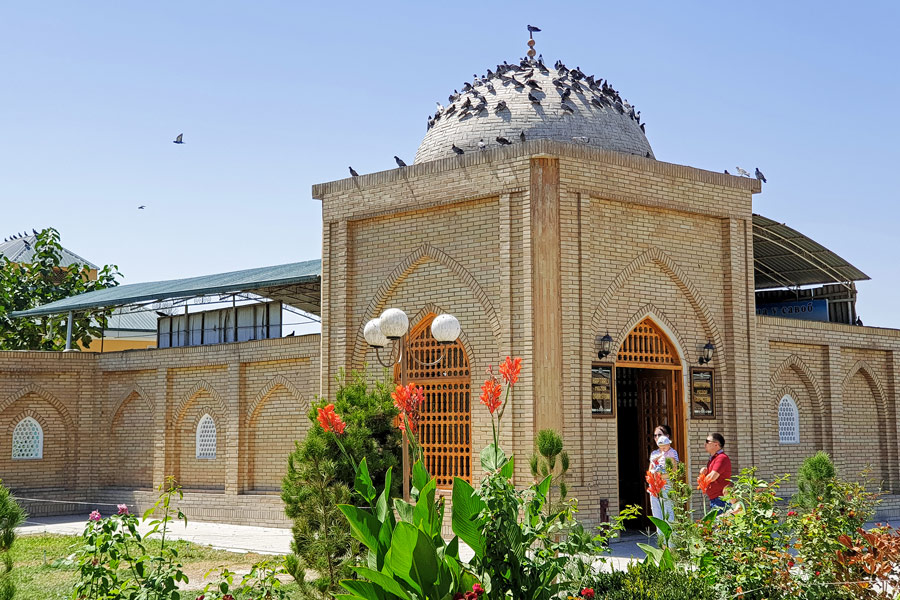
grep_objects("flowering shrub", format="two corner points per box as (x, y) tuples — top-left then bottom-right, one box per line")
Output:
(71, 481), (289, 600)
(72, 479), (190, 599)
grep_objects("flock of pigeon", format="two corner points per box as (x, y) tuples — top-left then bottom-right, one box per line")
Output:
(425, 55), (642, 140)
(349, 56), (646, 176)
(727, 167), (767, 183)
(3, 229), (38, 250)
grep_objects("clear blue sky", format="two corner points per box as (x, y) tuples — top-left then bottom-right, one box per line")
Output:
(3, 2), (898, 326)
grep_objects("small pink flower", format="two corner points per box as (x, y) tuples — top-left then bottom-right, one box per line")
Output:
(472, 583), (484, 597)
(117, 504), (129, 515)
(89, 510), (101, 522)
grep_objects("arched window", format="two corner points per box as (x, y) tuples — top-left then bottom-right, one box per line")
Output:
(778, 395), (799, 444)
(12, 417), (43, 459)
(195, 414), (217, 459)
(397, 313), (471, 488)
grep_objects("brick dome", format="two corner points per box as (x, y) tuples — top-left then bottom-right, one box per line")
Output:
(415, 58), (653, 163)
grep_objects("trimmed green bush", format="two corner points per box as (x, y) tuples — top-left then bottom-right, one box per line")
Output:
(591, 561), (714, 600)
(0, 480), (25, 600)
(795, 451), (837, 510)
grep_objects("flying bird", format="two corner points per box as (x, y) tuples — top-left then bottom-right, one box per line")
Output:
(173, 133), (184, 144)
(394, 156), (407, 167)
(349, 167), (359, 177)
(451, 144), (464, 155)
(138, 205), (146, 209)
(755, 168), (767, 183)
(32, 228), (37, 235)
(496, 136), (512, 145)
(735, 167), (750, 177)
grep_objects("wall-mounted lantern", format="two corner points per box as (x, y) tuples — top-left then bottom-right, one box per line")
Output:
(596, 332), (613, 361)
(698, 341), (715, 365)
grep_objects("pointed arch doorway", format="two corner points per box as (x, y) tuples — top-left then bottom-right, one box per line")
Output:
(395, 313), (472, 489)
(614, 318), (685, 527)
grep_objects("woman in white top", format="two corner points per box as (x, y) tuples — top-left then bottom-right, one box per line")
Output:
(648, 425), (679, 524)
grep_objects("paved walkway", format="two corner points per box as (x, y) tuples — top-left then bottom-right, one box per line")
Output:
(19, 515), (293, 555)
(19, 515), (644, 569)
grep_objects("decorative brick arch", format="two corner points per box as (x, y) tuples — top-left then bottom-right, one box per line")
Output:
(172, 380), (229, 428)
(110, 384), (155, 429)
(591, 247), (724, 367)
(1, 383), (76, 487)
(408, 303), (479, 369)
(774, 385), (804, 412)
(840, 360), (895, 487)
(352, 242), (501, 368)
(1, 383), (77, 435)
(613, 305), (688, 364)
(247, 375), (306, 423)
(770, 354), (825, 449)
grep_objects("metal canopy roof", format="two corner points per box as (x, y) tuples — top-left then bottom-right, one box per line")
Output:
(0, 234), (98, 269)
(752, 214), (869, 290)
(12, 260), (322, 318)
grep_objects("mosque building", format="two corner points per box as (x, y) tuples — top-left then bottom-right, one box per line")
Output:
(2, 39), (897, 526)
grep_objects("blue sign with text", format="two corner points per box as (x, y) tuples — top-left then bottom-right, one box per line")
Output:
(756, 299), (829, 322)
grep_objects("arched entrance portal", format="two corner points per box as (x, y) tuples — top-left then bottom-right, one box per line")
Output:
(615, 318), (685, 526)
(396, 314), (472, 489)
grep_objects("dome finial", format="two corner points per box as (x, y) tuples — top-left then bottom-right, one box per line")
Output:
(526, 24), (541, 58)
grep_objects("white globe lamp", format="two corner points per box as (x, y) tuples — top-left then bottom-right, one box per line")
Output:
(363, 318), (388, 348)
(379, 308), (409, 340)
(431, 313), (461, 344)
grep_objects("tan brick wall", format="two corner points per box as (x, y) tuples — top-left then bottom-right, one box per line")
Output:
(109, 391), (154, 488)
(0, 336), (319, 525)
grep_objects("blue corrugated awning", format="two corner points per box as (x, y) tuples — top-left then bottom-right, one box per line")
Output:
(12, 260), (322, 318)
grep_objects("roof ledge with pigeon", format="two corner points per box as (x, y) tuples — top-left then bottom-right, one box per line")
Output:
(415, 33), (653, 164)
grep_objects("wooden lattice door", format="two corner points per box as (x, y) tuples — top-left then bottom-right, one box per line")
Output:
(399, 314), (472, 488)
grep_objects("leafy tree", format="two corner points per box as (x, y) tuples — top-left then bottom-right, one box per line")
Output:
(281, 368), (401, 597)
(0, 480), (26, 600)
(795, 451), (836, 510)
(0, 227), (120, 350)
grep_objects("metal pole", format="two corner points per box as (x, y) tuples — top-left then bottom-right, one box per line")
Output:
(64, 311), (74, 351)
(400, 334), (410, 501)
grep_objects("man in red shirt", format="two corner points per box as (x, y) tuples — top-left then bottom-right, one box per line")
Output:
(699, 432), (731, 513)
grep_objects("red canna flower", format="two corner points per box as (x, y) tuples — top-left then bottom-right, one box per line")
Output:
(787, 510), (797, 517)
(317, 403), (346, 434)
(480, 377), (503, 414)
(697, 472), (712, 494)
(392, 383), (423, 433)
(580, 588), (595, 600)
(646, 470), (666, 498)
(472, 583), (484, 597)
(499, 356), (522, 386)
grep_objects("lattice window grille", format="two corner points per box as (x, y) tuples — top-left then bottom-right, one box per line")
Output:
(196, 414), (217, 459)
(778, 395), (799, 444)
(400, 315), (472, 488)
(616, 318), (679, 367)
(12, 417), (43, 459)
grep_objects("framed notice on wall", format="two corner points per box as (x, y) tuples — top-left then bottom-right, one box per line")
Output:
(591, 364), (615, 417)
(690, 367), (715, 419)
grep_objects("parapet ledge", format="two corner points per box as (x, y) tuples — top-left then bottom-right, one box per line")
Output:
(312, 140), (762, 198)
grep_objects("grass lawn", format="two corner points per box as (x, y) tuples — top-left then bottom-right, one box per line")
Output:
(10, 533), (304, 599)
